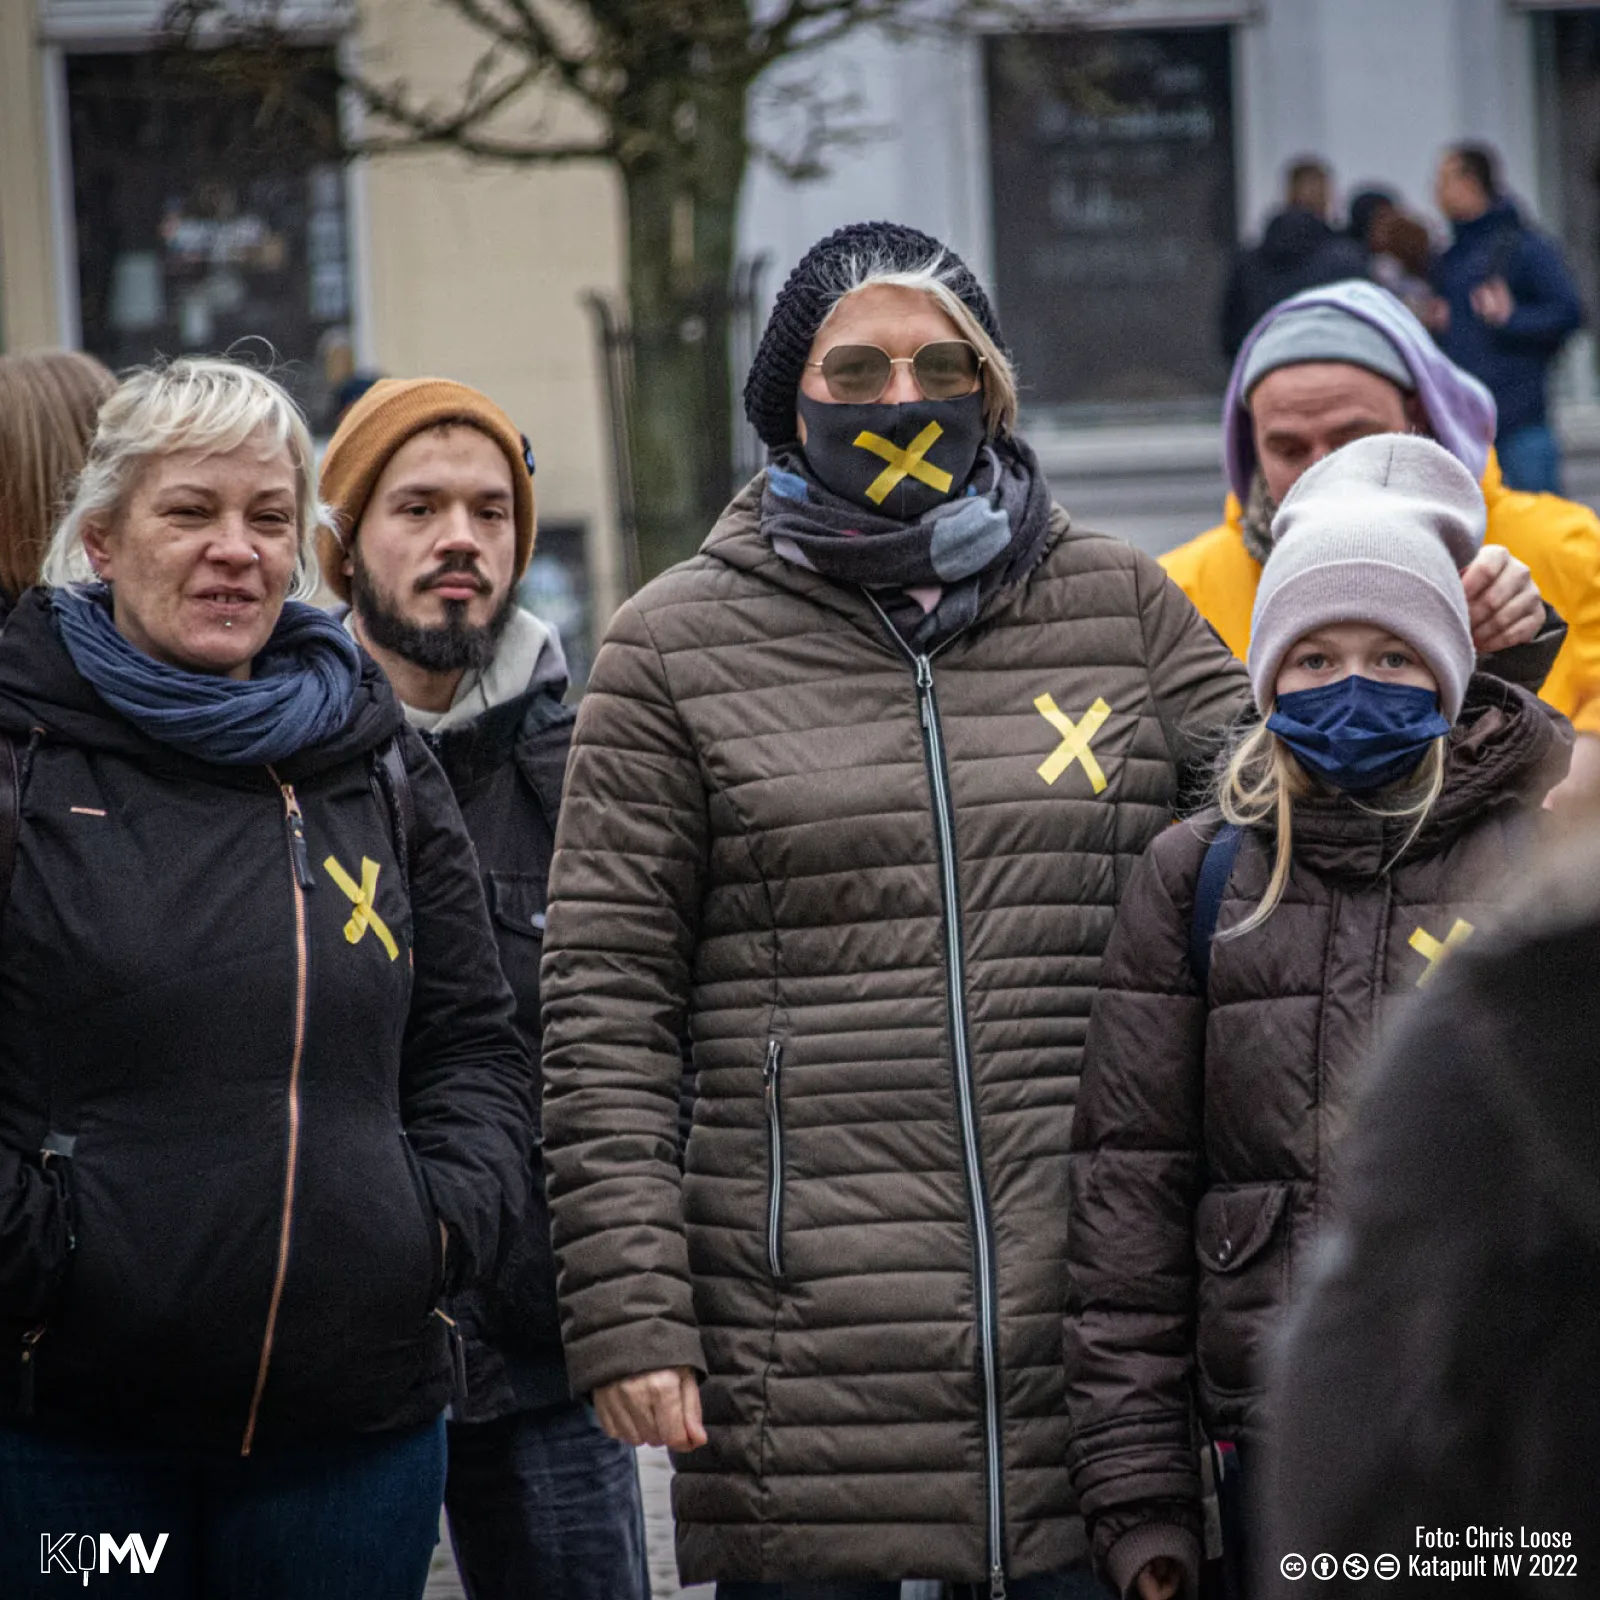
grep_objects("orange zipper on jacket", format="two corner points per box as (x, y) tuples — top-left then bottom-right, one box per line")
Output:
(241, 773), (312, 1456)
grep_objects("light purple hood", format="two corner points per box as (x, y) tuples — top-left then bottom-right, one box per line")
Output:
(1222, 278), (1497, 502)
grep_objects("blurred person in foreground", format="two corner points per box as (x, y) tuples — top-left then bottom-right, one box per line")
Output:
(1219, 158), (1368, 361)
(320, 378), (649, 1600)
(1065, 435), (1569, 1600)
(1162, 279), (1600, 805)
(1428, 142), (1582, 494)
(1256, 826), (1600, 1597)
(0, 358), (531, 1599)
(0, 350), (115, 623)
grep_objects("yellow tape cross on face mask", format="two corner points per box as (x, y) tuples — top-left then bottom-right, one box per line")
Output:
(324, 855), (400, 961)
(854, 422), (954, 506)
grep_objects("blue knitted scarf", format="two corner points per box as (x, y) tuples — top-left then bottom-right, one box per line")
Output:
(52, 584), (363, 765)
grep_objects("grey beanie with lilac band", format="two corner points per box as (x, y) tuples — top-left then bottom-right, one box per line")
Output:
(1246, 434), (1486, 721)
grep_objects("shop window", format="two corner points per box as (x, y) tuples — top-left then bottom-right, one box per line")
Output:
(65, 48), (352, 428)
(986, 26), (1237, 413)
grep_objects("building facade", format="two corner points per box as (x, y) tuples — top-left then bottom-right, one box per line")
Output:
(740, 0), (1600, 548)
(0, 0), (625, 674)
(3, 0), (1599, 640)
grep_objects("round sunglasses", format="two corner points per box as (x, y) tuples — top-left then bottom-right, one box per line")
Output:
(805, 340), (986, 405)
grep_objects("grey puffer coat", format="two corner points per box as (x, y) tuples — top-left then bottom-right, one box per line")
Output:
(539, 477), (1250, 1586)
(1064, 675), (1570, 1597)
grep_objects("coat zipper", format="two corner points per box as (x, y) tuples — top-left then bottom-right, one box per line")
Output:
(763, 1040), (785, 1279)
(865, 598), (1007, 1597)
(242, 774), (312, 1455)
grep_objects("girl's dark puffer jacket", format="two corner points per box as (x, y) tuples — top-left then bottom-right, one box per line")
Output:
(0, 588), (533, 1452)
(1063, 674), (1571, 1593)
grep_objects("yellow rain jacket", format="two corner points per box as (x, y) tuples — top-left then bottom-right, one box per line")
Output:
(1161, 452), (1600, 736)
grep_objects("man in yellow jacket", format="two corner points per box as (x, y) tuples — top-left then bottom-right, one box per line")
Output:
(1163, 278), (1600, 802)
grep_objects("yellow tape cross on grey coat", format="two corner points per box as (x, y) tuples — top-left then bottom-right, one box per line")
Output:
(1409, 917), (1474, 986)
(1035, 695), (1113, 792)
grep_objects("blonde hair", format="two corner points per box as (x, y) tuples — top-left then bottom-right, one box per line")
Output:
(1217, 722), (1447, 938)
(816, 249), (1019, 438)
(0, 350), (116, 601)
(42, 357), (325, 600)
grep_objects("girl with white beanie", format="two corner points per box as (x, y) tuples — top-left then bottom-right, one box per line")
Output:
(1062, 434), (1573, 1600)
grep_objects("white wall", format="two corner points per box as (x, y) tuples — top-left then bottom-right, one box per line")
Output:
(739, 27), (995, 313)
(1234, 0), (1540, 237)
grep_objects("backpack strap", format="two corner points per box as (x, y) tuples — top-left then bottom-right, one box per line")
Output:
(0, 737), (17, 918)
(1189, 822), (1244, 991)
(373, 734), (417, 898)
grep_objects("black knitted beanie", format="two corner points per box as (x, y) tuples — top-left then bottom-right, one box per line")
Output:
(743, 220), (1006, 449)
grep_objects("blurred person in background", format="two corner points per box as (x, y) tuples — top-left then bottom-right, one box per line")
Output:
(1256, 826), (1600, 1597)
(1370, 213), (1436, 319)
(0, 350), (115, 624)
(1346, 188), (1398, 257)
(320, 378), (649, 1600)
(1162, 279), (1600, 805)
(0, 358), (532, 1599)
(1066, 435), (1570, 1600)
(1219, 158), (1369, 361)
(1428, 142), (1582, 494)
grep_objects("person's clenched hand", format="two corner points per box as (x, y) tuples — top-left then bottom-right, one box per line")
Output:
(1462, 545), (1545, 654)
(593, 1367), (707, 1452)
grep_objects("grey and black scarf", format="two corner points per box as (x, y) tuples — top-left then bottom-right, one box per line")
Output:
(760, 434), (1055, 649)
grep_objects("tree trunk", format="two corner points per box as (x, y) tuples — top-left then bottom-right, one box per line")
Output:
(620, 65), (750, 581)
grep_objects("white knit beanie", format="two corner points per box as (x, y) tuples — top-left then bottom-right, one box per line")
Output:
(1247, 434), (1485, 720)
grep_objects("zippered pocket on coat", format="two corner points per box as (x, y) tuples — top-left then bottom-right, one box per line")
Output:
(762, 1040), (786, 1281)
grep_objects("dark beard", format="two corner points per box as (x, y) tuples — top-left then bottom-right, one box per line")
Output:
(351, 548), (516, 675)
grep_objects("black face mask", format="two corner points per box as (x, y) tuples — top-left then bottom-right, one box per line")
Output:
(796, 389), (987, 519)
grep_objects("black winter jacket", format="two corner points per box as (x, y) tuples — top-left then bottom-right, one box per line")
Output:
(0, 589), (533, 1451)
(423, 681), (576, 1423)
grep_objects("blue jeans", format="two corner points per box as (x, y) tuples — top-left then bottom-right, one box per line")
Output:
(0, 1414), (446, 1598)
(445, 1401), (649, 1600)
(716, 1572), (1110, 1599)
(1497, 422), (1563, 494)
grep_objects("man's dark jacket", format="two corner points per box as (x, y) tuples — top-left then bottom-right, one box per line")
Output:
(1220, 210), (1369, 359)
(0, 589), (533, 1450)
(419, 660), (576, 1422)
(1432, 199), (1583, 437)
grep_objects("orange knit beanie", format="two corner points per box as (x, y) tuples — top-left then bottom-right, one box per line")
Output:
(317, 377), (536, 601)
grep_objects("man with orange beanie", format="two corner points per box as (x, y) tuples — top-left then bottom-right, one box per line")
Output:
(321, 379), (648, 1600)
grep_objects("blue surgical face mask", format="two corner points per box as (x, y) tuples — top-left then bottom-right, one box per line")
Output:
(1266, 674), (1451, 794)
